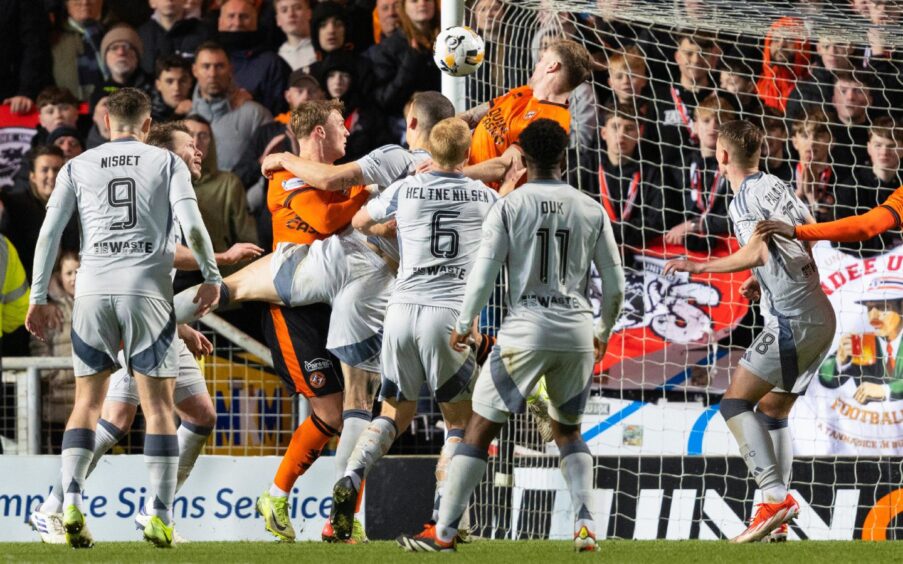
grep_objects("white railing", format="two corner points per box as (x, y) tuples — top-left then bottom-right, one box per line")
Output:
(0, 314), (295, 456)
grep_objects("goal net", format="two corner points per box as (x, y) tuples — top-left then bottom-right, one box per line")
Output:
(463, 0), (903, 541)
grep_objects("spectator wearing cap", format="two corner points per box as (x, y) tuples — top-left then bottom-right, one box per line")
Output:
(317, 51), (391, 161)
(151, 55), (194, 122)
(137, 0), (212, 75)
(47, 126), (85, 161)
(1, 146), (79, 281)
(0, 0), (53, 114)
(275, 0), (316, 72)
(365, 0), (441, 117)
(91, 24), (154, 110)
(218, 0), (292, 114)
(234, 70), (323, 192)
(191, 41), (272, 172)
(51, 0), (111, 102)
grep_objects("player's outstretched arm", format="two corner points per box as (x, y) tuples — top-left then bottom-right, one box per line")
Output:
(592, 218), (626, 361)
(664, 232), (768, 276)
(762, 205), (899, 243)
(173, 199), (222, 317)
(451, 255), (503, 352)
(261, 152), (363, 192)
(174, 242), (265, 271)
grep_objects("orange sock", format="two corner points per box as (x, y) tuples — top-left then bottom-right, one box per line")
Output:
(355, 479), (365, 513)
(274, 413), (338, 492)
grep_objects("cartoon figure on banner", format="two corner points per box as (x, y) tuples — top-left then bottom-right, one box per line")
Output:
(818, 276), (903, 403)
(601, 258), (722, 344)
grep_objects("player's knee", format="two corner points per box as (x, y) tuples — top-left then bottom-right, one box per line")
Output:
(720, 398), (755, 421)
(312, 407), (343, 431)
(102, 403), (137, 431)
(756, 393), (795, 421)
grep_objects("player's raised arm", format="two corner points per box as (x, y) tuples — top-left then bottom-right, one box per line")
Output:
(757, 203), (901, 243)
(458, 101), (490, 129)
(592, 214), (626, 359)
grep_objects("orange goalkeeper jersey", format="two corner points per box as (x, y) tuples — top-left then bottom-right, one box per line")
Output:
(267, 170), (369, 249)
(469, 85), (571, 165)
(795, 184), (903, 242)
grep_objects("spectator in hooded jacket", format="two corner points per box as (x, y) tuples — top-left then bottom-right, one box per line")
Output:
(218, 0), (291, 114)
(191, 41), (272, 171)
(0, 0), (53, 114)
(756, 16), (810, 114)
(137, 0), (212, 75)
(365, 0), (441, 117)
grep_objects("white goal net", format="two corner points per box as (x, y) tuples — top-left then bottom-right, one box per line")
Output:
(464, 0), (903, 541)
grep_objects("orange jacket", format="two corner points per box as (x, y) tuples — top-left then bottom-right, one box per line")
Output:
(756, 17), (810, 113)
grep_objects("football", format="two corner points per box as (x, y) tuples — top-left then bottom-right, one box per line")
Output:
(433, 26), (485, 77)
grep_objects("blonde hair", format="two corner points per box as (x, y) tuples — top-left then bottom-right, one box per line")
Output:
(608, 46), (646, 76)
(429, 117), (472, 168)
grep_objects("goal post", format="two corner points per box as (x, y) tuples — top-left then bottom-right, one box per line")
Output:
(460, 0), (903, 541)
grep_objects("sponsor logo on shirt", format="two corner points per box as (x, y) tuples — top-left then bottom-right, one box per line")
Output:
(304, 358), (333, 372)
(282, 178), (309, 191)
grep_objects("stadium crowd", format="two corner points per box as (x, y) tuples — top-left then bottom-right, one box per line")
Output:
(1, 0), (902, 449)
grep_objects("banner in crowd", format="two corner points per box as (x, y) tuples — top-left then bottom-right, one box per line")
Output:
(0, 106), (38, 189)
(790, 242), (903, 455)
(591, 239), (750, 376)
(0, 455), (349, 542)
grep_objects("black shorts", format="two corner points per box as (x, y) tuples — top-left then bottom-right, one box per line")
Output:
(262, 303), (343, 398)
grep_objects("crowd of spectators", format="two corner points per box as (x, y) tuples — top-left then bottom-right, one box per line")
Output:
(1, 0), (903, 434)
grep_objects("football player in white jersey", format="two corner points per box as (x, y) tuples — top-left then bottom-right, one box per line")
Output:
(398, 119), (625, 553)
(664, 120), (836, 543)
(25, 89), (221, 548)
(29, 122), (263, 545)
(326, 118), (499, 541)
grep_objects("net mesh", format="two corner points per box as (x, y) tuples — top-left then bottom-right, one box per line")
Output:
(465, 0), (903, 541)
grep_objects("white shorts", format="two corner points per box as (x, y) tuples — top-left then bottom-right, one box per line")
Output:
(379, 304), (475, 404)
(71, 295), (178, 378)
(472, 346), (594, 426)
(739, 306), (836, 394)
(105, 338), (208, 406)
(271, 235), (393, 372)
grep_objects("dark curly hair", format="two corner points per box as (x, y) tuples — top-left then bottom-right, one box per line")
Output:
(518, 118), (569, 172)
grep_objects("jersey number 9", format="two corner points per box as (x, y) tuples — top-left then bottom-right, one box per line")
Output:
(108, 178), (137, 230)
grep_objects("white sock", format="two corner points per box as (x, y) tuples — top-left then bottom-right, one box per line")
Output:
(757, 412), (793, 488)
(60, 429), (96, 510)
(269, 483), (289, 498)
(45, 419), (125, 514)
(343, 416), (397, 490)
(559, 440), (595, 532)
(335, 410), (372, 479)
(722, 400), (785, 502)
(433, 429), (464, 522)
(145, 434), (179, 524)
(436, 444), (488, 543)
(176, 421), (213, 491)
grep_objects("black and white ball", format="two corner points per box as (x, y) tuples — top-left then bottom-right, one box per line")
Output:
(433, 26), (485, 77)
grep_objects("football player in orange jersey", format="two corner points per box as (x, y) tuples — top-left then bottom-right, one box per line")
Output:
(460, 39), (592, 190)
(175, 100), (394, 544)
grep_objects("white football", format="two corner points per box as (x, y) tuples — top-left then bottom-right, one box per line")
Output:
(433, 26), (485, 77)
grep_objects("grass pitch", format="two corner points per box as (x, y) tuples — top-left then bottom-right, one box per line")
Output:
(0, 540), (898, 563)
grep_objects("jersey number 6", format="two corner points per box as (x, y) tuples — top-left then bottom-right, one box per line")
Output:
(108, 178), (137, 230)
(430, 210), (460, 258)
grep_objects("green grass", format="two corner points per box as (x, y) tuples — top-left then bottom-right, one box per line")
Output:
(0, 540), (899, 564)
